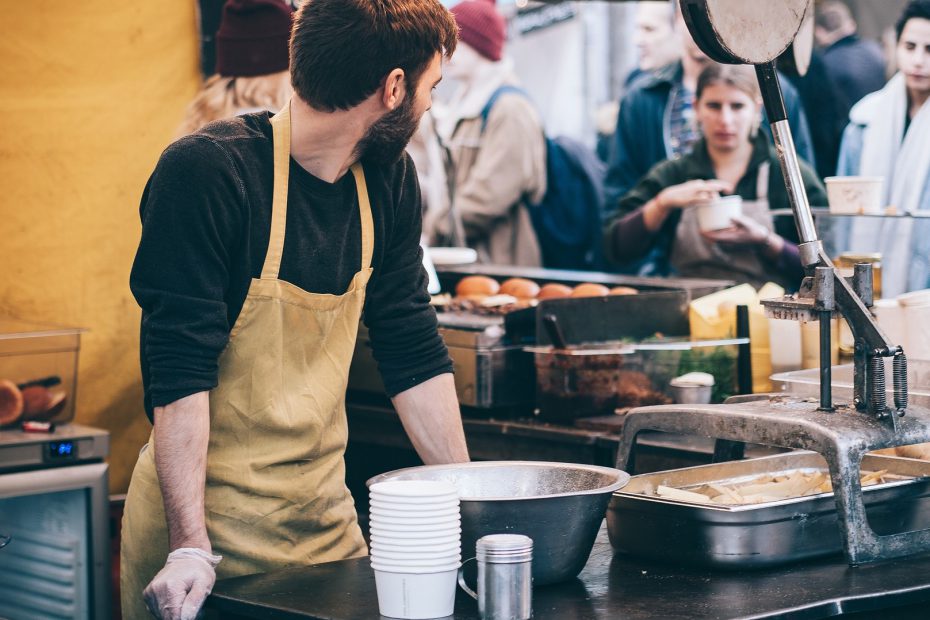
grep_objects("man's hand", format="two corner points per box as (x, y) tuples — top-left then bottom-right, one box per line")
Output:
(656, 179), (734, 211)
(148, 392), (214, 618)
(144, 548), (222, 620)
(644, 179), (734, 231)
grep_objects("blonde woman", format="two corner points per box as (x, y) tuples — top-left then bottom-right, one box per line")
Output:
(604, 64), (827, 291)
(176, 0), (293, 136)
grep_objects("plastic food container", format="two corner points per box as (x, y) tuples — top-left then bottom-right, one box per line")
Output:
(825, 176), (884, 214)
(695, 195), (743, 231)
(771, 358), (930, 408)
(0, 317), (83, 426)
(533, 341), (739, 421)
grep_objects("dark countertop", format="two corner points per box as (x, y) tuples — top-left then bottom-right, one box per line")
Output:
(206, 526), (930, 620)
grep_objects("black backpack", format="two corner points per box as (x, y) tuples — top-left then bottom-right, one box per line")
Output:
(479, 86), (607, 270)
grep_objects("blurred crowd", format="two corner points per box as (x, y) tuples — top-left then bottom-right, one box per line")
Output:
(408, 0), (930, 298)
(180, 0), (930, 296)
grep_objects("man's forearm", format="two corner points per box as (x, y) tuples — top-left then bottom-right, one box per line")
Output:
(153, 391), (212, 552)
(391, 373), (469, 464)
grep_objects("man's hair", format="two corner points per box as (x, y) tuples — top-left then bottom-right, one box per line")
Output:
(696, 63), (761, 101)
(897, 0), (930, 41)
(815, 1), (854, 34)
(290, 0), (458, 112)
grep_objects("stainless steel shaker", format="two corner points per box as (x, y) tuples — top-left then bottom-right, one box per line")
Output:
(459, 534), (533, 620)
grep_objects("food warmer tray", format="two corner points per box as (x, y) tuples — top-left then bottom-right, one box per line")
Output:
(607, 451), (930, 569)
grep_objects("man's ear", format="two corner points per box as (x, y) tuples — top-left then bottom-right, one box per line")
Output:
(382, 68), (407, 110)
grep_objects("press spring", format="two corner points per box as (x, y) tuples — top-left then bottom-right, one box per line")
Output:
(870, 356), (887, 415)
(894, 350), (908, 416)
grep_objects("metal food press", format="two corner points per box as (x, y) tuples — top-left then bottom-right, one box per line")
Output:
(614, 0), (930, 566)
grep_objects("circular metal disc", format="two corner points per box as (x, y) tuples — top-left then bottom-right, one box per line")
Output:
(700, 0), (811, 65)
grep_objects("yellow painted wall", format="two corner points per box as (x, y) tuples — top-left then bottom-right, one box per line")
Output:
(0, 1), (201, 493)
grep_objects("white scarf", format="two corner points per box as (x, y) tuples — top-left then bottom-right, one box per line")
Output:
(848, 73), (930, 297)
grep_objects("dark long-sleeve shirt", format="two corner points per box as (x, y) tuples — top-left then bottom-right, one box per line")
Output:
(130, 112), (452, 420)
(604, 133), (828, 291)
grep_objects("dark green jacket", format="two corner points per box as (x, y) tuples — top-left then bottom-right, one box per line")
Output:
(604, 131), (827, 281)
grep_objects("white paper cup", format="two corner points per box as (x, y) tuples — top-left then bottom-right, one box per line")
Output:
(874, 298), (907, 349)
(369, 506), (460, 520)
(371, 554), (462, 569)
(371, 539), (460, 553)
(371, 549), (461, 564)
(374, 567), (458, 619)
(370, 480), (458, 499)
(372, 557), (462, 568)
(370, 513), (461, 527)
(899, 290), (930, 360)
(370, 522), (461, 535)
(695, 195), (743, 232)
(370, 530), (461, 544)
(825, 176), (884, 214)
(371, 540), (461, 555)
(370, 498), (459, 512)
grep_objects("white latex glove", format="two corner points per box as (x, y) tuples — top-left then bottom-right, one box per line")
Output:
(143, 547), (222, 620)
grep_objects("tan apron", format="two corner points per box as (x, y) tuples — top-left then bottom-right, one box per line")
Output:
(121, 104), (370, 619)
(670, 162), (775, 290)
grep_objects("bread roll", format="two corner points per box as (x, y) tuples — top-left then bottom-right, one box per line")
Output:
(499, 278), (540, 300)
(0, 380), (23, 426)
(455, 275), (500, 300)
(609, 286), (639, 296)
(537, 283), (573, 300)
(571, 283), (610, 298)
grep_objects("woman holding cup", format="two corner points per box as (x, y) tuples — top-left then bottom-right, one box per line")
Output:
(604, 63), (827, 291)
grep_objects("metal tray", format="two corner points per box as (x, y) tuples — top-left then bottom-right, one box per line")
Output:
(607, 451), (930, 569)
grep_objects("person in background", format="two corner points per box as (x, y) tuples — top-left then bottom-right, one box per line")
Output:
(604, 64), (827, 291)
(604, 2), (815, 221)
(628, 1), (681, 86)
(175, 0), (294, 137)
(815, 1), (887, 118)
(597, 1), (681, 162)
(423, 0), (546, 266)
(122, 1), (470, 618)
(831, 0), (930, 297)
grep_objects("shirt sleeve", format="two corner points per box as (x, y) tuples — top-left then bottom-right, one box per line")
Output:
(603, 158), (685, 266)
(130, 136), (244, 411)
(363, 154), (453, 397)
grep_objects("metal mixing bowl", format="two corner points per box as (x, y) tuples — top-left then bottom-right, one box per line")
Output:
(367, 461), (629, 585)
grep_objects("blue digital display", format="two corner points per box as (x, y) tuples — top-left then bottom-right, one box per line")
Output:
(48, 441), (75, 460)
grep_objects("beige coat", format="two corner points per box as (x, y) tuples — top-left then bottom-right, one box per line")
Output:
(425, 70), (547, 267)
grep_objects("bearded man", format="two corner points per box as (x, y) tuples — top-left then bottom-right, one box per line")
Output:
(122, 1), (469, 618)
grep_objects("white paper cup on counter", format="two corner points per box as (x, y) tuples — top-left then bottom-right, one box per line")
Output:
(898, 290), (930, 360)
(825, 176), (884, 214)
(695, 195), (743, 232)
(373, 567), (458, 619)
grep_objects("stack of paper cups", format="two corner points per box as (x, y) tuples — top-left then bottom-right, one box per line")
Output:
(369, 480), (461, 619)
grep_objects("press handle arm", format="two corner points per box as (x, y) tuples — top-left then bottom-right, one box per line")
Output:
(754, 63), (820, 264)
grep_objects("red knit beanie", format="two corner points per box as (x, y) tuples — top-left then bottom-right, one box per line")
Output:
(451, 0), (506, 62)
(215, 0), (294, 77)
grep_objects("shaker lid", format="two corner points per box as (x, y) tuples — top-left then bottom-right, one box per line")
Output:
(477, 534), (533, 563)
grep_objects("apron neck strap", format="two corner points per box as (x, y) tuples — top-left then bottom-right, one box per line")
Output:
(350, 163), (375, 271)
(756, 161), (770, 201)
(263, 103), (292, 280)
(263, 101), (376, 279)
